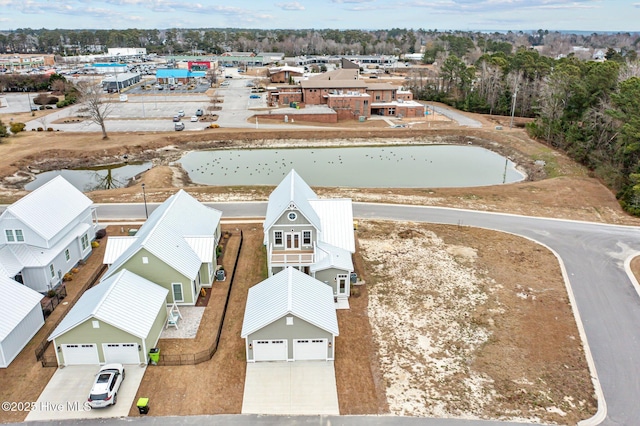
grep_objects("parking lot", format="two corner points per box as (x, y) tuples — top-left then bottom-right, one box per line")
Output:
(25, 364), (146, 421)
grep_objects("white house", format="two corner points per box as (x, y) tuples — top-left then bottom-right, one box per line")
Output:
(263, 169), (355, 307)
(0, 275), (45, 368)
(0, 176), (98, 293)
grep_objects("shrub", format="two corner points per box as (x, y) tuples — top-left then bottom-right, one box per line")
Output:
(46, 289), (56, 298)
(47, 128), (53, 132)
(91, 241), (99, 248)
(10, 122), (26, 133)
(37, 127), (44, 132)
(216, 245), (222, 257)
(95, 228), (107, 239)
(71, 268), (79, 273)
(63, 272), (73, 282)
(33, 93), (58, 105)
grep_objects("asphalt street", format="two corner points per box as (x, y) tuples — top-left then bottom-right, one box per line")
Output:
(93, 201), (640, 425)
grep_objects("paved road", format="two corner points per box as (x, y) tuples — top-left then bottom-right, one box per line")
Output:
(429, 104), (482, 128)
(94, 201), (640, 425)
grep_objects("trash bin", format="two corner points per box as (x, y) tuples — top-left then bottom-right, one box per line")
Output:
(216, 269), (226, 281)
(350, 273), (358, 284)
(148, 348), (160, 365)
(136, 398), (149, 415)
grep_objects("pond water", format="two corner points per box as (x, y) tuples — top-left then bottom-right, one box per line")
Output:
(178, 145), (524, 188)
(25, 162), (152, 192)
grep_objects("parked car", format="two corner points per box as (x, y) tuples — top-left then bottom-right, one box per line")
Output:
(174, 122), (185, 131)
(177, 110), (185, 117)
(87, 364), (125, 408)
(173, 115), (180, 122)
(190, 116), (199, 122)
(195, 109), (204, 116)
(249, 94), (261, 99)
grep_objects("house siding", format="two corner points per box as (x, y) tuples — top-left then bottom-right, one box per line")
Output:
(144, 303), (168, 356)
(0, 304), (44, 368)
(54, 319), (143, 365)
(246, 315), (334, 361)
(1, 216), (48, 248)
(110, 248), (196, 305)
(314, 267), (351, 296)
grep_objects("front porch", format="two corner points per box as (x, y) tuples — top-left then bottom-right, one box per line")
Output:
(269, 249), (314, 268)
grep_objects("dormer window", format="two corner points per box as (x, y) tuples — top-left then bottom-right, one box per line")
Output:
(5, 229), (24, 243)
(288, 212), (297, 221)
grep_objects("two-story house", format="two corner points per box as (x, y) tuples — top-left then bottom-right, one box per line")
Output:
(103, 189), (222, 306)
(263, 170), (355, 307)
(0, 176), (98, 293)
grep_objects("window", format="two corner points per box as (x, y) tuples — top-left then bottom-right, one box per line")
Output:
(172, 283), (184, 302)
(142, 257), (149, 264)
(81, 234), (89, 251)
(65, 249), (70, 262)
(274, 231), (283, 246)
(303, 231), (311, 245)
(286, 316), (294, 325)
(49, 264), (55, 278)
(15, 230), (24, 242)
(287, 212), (297, 221)
(5, 230), (14, 242)
(92, 320), (100, 329)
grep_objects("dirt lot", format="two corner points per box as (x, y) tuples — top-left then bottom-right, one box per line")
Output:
(0, 108), (636, 424)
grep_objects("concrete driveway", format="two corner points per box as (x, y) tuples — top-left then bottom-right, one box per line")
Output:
(26, 364), (146, 421)
(242, 361), (339, 415)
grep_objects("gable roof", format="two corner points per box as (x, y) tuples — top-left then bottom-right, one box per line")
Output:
(311, 241), (353, 273)
(263, 169), (322, 234)
(0, 276), (43, 341)
(103, 190), (221, 281)
(241, 267), (338, 338)
(2, 176), (92, 241)
(48, 269), (168, 341)
(0, 245), (23, 277)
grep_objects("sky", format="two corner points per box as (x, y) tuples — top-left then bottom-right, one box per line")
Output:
(0, 0), (638, 33)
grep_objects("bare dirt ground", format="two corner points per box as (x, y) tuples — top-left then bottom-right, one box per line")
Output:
(0, 110), (634, 424)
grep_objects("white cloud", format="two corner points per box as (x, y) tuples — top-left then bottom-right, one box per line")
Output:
(276, 2), (305, 11)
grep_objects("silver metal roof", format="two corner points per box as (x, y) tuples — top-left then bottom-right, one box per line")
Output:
(103, 190), (221, 281)
(311, 241), (353, 273)
(102, 237), (136, 265)
(0, 275), (43, 341)
(309, 199), (355, 253)
(241, 267), (339, 338)
(1, 176), (93, 241)
(48, 269), (168, 341)
(0, 245), (23, 277)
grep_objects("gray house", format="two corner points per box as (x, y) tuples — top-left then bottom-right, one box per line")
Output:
(0, 176), (98, 293)
(48, 269), (168, 366)
(263, 169), (355, 308)
(241, 267), (339, 362)
(103, 189), (222, 305)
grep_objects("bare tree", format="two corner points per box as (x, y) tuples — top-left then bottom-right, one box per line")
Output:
(75, 80), (112, 139)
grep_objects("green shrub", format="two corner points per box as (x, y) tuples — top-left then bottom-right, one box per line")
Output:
(10, 122), (25, 133)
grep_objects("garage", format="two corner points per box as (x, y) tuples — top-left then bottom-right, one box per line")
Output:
(49, 270), (169, 366)
(103, 343), (140, 364)
(61, 344), (99, 365)
(241, 267), (339, 363)
(253, 340), (287, 362)
(294, 339), (327, 361)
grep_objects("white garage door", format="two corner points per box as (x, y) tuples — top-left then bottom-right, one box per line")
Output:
(294, 339), (327, 361)
(103, 343), (140, 364)
(253, 340), (287, 362)
(61, 344), (99, 365)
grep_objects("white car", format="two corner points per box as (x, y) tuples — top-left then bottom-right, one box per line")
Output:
(190, 116), (198, 122)
(177, 110), (185, 117)
(87, 363), (125, 408)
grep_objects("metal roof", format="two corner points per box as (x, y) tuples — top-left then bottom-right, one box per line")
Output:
(103, 190), (221, 281)
(102, 236), (136, 265)
(184, 237), (216, 263)
(2, 176), (93, 242)
(308, 199), (355, 253)
(0, 245), (23, 277)
(0, 276), (43, 341)
(300, 79), (367, 90)
(311, 241), (353, 273)
(241, 267), (339, 338)
(48, 269), (168, 341)
(263, 169), (322, 240)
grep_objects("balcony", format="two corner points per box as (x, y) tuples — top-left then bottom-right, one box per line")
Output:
(270, 249), (314, 266)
